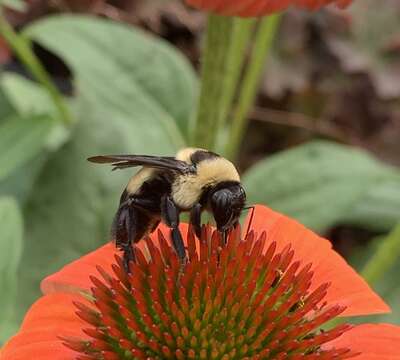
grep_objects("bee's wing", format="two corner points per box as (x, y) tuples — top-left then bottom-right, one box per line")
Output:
(87, 154), (194, 173)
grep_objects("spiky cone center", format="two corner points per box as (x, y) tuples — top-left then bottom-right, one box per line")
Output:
(64, 227), (359, 359)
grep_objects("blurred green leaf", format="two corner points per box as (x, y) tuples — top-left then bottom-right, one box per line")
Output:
(0, 114), (54, 182)
(344, 178), (400, 231)
(1, 73), (71, 150)
(243, 141), (400, 232)
(0, 0), (26, 12)
(0, 75), (70, 203)
(26, 15), (197, 140)
(1, 73), (57, 117)
(0, 197), (23, 343)
(0, 154), (47, 203)
(0, 86), (15, 122)
(16, 15), (197, 315)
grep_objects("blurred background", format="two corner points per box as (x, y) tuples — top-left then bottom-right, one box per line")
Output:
(0, 0), (399, 343)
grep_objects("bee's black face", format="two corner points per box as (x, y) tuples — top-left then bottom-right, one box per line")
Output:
(210, 182), (246, 232)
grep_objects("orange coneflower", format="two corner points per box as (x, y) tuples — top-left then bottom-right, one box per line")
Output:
(2, 205), (399, 359)
(185, 0), (353, 17)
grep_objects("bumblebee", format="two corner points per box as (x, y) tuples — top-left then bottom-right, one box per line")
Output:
(88, 148), (246, 271)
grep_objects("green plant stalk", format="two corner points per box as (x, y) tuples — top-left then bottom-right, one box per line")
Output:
(193, 14), (232, 149)
(218, 18), (255, 132)
(361, 223), (400, 286)
(225, 14), (281, 160)
(0, 12), (73, 126)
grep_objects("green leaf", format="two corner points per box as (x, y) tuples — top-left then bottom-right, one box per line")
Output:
(0, 154), (47, 203)
(0, 0), (26, 12)
(0, 197), (23, 343)
(1, 73), (71, 150)
(0, 86), (15, 122)
(0, 114), (54, 182)
(344, 176), (400, 231)
(0, 75), (70, 203)
(1, 73), (57, 117)
(243, 141), (400, 232)
(25, 15), (197, 140)
(16, 15), (197, 315)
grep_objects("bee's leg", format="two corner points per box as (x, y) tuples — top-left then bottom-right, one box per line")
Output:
(189, 203), (202, 238)
(122, 206), (137, 273)
(161, 195), (187, 263)
(122, 197), (159, 213)
(122, 242), (136, 273)
(117, 198), (153, 273)
(221, 230), (228, 246)
(216, 226), (231, 246)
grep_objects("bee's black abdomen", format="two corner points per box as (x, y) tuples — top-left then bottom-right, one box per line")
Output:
(112, 172), (172, 250)
(112, 189), (130, 246)
(112, 204), (157, 248)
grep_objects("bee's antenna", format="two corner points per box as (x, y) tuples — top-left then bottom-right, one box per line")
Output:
(243, 205), (255, 239)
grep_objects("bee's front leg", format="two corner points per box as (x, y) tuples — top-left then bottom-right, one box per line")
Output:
(189, 203), (202, 239)
(161, 195), (187, 263)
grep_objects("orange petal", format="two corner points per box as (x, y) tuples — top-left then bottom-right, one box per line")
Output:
(185, 0), (352, 16)
(41, 243), (118, 294)
(323, 323), (400, 358)
(1, 293), (84, 360)
(245, 205), (390, 316)
(41, 223), (189, 294)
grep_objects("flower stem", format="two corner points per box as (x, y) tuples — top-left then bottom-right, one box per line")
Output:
(361, 223), (400, 286)
(224, 14), (281, 161)
(218, 18), (255, 132)
(0, 12), (73, 126)
(193, 14), (232, 149)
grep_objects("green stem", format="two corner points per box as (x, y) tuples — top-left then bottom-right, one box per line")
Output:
(218, 18), (255, 132)
(0, 12), (73, 126)
(224, 14), (281, 161)
(361, 223), (400, 286)
(193, 14), (232, 149)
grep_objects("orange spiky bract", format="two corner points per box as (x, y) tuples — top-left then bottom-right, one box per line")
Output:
(63, 226), (359, 359)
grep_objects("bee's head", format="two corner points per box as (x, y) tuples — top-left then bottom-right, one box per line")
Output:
(210, 182), (246, 232)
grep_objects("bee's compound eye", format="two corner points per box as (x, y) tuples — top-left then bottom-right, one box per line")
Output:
(210, 190), (232, 226)
(212, 189), (231, 208)
(232, 184), (246, 205)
